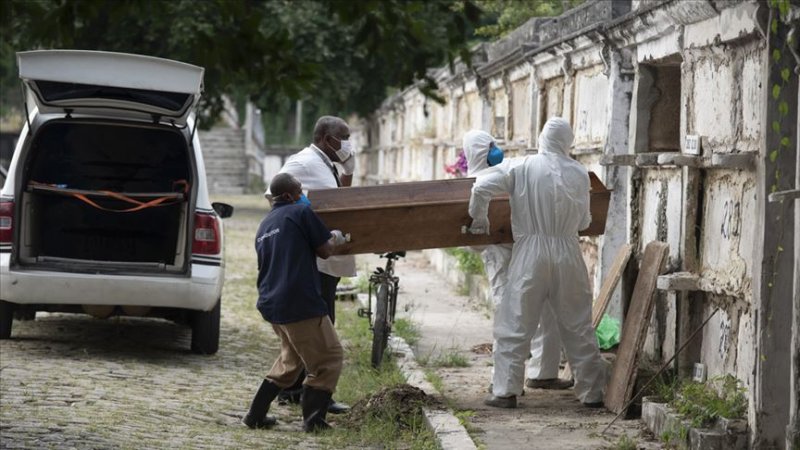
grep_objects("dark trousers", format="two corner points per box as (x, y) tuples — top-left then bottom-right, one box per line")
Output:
(319, 272), (340, 325)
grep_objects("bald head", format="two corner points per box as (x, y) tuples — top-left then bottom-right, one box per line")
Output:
(269, 173), (302, 202)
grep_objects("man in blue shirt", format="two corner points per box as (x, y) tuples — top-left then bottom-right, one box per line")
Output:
(243, 173), (347, 432)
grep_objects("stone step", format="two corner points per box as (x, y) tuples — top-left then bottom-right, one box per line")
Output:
(199, 127), (249, 195)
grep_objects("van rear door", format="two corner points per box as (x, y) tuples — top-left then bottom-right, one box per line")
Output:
(17, 50), (204, 126)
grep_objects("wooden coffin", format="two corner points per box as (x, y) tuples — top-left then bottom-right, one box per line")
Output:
(307, 172), (610, 255)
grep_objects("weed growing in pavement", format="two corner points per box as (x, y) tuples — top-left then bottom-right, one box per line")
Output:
(432, 348), (470, 368)
(454, 409), (476, 429)
(393, 318), (420, 346)
(607, 434), (637, 450)
(424, 369), (444, 392)
(415, 345), (470, 368)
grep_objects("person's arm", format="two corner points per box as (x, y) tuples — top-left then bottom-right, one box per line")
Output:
(316, 241), (334, 259)
(468, 169), (513, 233)
(579, 171), (592, 231)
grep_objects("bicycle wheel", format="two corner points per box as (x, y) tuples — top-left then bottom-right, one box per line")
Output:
(371, 283), (391, 368)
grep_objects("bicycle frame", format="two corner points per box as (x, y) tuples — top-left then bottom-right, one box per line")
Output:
(366, 256), (400, 327)
(359, 251), (404, 368)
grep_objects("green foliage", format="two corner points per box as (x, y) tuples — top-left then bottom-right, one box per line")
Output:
(669, 375), (747, 428)
(424, 369), (445, 392)
(355, 272), (371, 294)
(642, 370), (679, 403)
(608, 434), (637, 450)
(432, 348), (470, 368)
(0, 0), (482, 126)
(393, 318), (421, 346)
(446, 247), (485, 275)
(472, 0), (585, 39)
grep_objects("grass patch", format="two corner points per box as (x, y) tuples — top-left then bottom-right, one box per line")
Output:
(323, 302), (438, 448)
(393, 318), (421, 346)
(424, 369), (444, 392)
(432, 348), (470, 368)
(415, 345), (469, 368)
(454, 409), (478, 432)
(606, 434), (638, 450)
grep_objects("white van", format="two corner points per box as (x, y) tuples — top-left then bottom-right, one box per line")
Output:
(0, 50), (232, 354)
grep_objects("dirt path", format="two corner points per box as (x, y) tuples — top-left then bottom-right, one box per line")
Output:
(383, 251), (661, 450)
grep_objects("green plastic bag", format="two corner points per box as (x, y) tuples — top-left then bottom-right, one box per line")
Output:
(595, 314), (621, 350)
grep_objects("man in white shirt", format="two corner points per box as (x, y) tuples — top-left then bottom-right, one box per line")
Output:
(265, 115), (356, 414)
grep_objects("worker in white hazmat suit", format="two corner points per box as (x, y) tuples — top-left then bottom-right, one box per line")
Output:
(468, 118), (607, 408)
(462, 130), (573, 391)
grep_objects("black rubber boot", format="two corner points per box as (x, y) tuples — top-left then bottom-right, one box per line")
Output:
(277, 370), (305, 405)
(302, 386), (333, 432)
(327, 398), (350, 414)
(242, 379), (281, 429)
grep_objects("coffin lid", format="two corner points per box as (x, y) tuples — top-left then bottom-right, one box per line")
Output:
(308, 172), (608, 212)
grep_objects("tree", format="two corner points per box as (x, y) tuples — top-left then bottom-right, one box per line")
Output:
(0, 0), (482, 126)
(472, 0), (585, 39)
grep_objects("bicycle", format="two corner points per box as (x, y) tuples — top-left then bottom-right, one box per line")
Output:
(358, 251), (405, 368)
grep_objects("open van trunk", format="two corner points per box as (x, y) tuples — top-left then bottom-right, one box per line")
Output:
(16, 120), (193, 273)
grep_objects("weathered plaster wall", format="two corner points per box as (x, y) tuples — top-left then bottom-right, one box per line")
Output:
(357, 2), (789, 442)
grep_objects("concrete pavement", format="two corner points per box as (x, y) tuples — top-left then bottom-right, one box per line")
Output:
(369, 250), (661, 450)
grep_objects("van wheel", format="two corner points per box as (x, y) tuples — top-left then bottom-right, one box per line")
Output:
(0, 300), (15, 339)
(191, 299), (220, 354)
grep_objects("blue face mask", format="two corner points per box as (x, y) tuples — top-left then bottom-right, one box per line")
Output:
(296, 194), (312, 206)
(487, 144), (504, 166)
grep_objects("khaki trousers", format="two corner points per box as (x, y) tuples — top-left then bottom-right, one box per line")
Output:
(266, 315), (343, 393)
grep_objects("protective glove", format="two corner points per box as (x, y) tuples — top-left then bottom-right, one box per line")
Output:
(340, 155), (356, 176)
(330, 230), (348, 246)
(468, 217), (490, 235)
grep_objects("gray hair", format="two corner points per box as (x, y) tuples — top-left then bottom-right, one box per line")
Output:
(313, 116), (347, 143)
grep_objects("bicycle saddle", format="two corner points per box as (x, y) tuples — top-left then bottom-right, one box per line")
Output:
(380, 251), (406, 259)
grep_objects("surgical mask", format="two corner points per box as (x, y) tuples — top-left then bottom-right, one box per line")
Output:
(331, 136), (353, 161)
(296, 194), (311, 206)
(487, 144), (504, 166)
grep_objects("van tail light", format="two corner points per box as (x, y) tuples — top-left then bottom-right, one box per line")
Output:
(192, 212), (220, 255)
(0, 201), (13, 244)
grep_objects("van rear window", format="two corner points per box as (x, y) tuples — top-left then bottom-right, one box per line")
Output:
(35, 80), (191, 112)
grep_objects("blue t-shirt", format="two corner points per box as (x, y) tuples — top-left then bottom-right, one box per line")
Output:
(255, 202), (331, 324)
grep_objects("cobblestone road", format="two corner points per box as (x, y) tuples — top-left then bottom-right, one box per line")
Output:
(0, 203), (325, 449)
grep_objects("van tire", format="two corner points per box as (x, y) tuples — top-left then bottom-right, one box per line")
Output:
(191, 299), (220, 354)
(0, 300), (15, 339)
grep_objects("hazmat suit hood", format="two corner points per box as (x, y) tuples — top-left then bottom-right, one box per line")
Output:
(538, 117), (574, 157)
(463, 130), (496, 176)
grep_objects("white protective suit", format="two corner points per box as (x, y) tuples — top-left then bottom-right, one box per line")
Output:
(462, 130), (564, 382)
(468, 118), (607, 403)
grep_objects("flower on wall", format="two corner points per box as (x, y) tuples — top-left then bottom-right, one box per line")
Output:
(445, 150), (468, 177)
